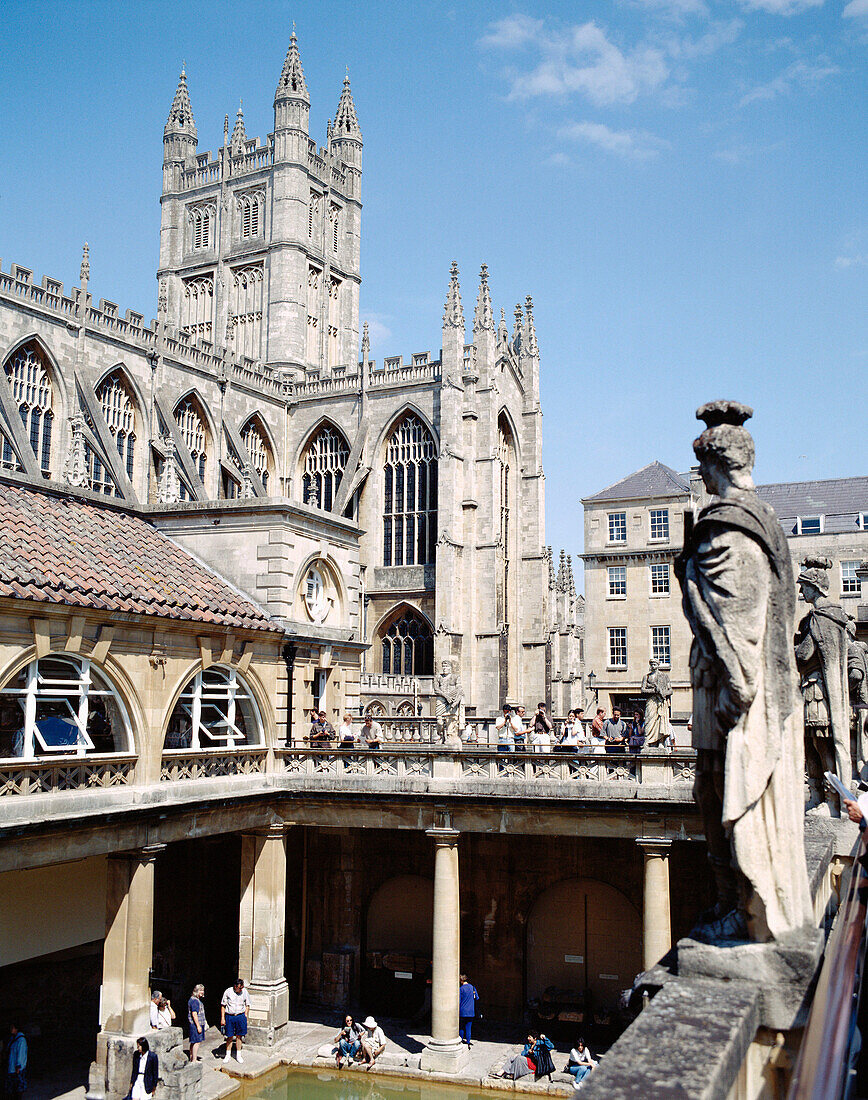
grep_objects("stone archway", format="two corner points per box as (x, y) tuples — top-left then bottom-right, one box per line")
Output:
(364, 875), (433, 1018)
(526, 878), (641, 1013)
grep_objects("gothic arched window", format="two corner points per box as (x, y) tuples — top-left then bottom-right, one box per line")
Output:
(188, 202), (215, 251)
(89, 372), (136, 494)
(2, 343), (54, 476)
(182, 276), (214, 342)
(231, 265), (263, 360)
(241, 417), (271, 490)
(380, 609), (433, 677)
(174, 398), (209, 484)
(383, 415), (437, 567)
(301, 424), (349, 511)
(237, 190), (263, 239)
(497, 416), (515, 623)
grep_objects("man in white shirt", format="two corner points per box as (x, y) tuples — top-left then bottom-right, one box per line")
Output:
(148, 990), (162, 1029)
(494, 705), (520, 752)
(360, 1015), (387, 1064)
(220, 978), (250, 1064)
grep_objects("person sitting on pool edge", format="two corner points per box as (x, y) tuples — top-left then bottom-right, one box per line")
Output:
(359, 1016), (387, 1066)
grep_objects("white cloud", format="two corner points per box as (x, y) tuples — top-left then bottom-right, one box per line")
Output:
(560, 120), (670, 159)
(738, 0), (823, 12)
(739, 58), (839, 105)
(629, 0), (710, 17)
(665, 19), (743, 58)
(843, 0), (868, 16)
(835, 254), (868, 268)
(712, 139), (784, 162)
(361, 314), (393, 350)
(480, 17), (669, 106)
(545, 151), (572, 167)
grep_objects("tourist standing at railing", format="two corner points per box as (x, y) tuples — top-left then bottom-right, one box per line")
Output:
(591, 707), (606, 738)
(338, 714), (356, 747)
(531, 703), (553, 753)
(495, 705), (520, 752)
(362, 714), (382, 750)
(514, 705), (529, 750)
(602, 708), (628, 754)
(555, 710), (582, 753)
(628, 710), (646, 754)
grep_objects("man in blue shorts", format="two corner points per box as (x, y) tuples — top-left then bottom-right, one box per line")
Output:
(220, 978), (250, 1064)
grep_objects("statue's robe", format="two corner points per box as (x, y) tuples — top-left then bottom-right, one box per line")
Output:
(795, 599), (851, 784)
(678, 493), (813, 939)
(642, 672), (672, 746)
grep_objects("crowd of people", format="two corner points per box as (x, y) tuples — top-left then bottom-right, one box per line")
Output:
(494, 703), (676, 754)
(308, 710), (383, 750)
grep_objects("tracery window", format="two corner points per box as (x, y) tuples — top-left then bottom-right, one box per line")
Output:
(87, 373), (136, 494)
(164, 666), (262, 751)
(497, 418), (514, 622)
(2, 343), (54, 476)
(230, 265), (263, 360)
(329, 202), (340, 253)
(181, 276), (214, 342)
(383, 415), (437, 567)
(327, 276), (341, 367)
(174, 398), (209, 483)
(308, 192), (321, 238)
(380, 609), (434, 677)
(241, 417), (271, 490)
(0, 656), (131, 760)
(188, 203), (215, 251)
(237, 190), (263, 239)
(306, 266), (321, 364)
(301, 424), (349, 511)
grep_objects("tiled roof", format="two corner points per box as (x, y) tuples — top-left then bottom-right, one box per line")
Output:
(0, 481), (279, 631)
(757, 476), (868, 535)
(583, 462), (690, 503)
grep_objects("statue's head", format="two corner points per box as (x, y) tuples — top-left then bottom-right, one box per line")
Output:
(797, 556), (831, 600)
(441, 659), (452, 674)
(693, 400), (755, 494)
(648, 658), (659, 671)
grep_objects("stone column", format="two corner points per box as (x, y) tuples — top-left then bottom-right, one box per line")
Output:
(420, 827), (468, 1073)
(239, 823), (290, 1045)
(637, 838), (672, 971)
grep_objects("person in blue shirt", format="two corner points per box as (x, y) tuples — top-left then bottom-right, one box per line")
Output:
(6, 1024), (27, 1095)
(458, 974), (479, 1047)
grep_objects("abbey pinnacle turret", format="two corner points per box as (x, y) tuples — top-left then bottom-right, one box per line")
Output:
(157, 29), (362, 375)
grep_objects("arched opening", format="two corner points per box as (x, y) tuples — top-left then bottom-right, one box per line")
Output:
(1, 341), (56, 477)
(0, 655), (132, 760)
(299, 421), (350, 513)
(376, 606), (434, 676)
(240, 414), (274, 491)
(163, 666), (264, 752)
(525, 879), (641, 1016)
(90, 370), (138, 495)
(382, 414), (437, 567)
(364, 875), (433, 1017)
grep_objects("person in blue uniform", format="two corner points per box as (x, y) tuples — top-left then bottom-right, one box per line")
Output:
(458, 974), (479, 1047)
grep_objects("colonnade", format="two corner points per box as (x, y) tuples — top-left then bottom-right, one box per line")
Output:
(87, 827), (675, 1091)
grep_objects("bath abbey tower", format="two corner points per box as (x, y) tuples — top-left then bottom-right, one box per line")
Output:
(0, 31), (582, 723)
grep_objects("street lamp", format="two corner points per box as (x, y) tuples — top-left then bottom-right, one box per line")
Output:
(587, 670), (598, 706)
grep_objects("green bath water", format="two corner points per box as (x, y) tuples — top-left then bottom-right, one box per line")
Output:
(243, 1066), (495, 1100)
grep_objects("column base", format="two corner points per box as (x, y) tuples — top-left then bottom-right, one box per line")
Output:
(420, 1037), (470, 1073)
(245, 978), (290, 1047)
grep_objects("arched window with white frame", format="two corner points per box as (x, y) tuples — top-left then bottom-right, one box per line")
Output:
(383, 414), (437, 567)
(301, 423), (349, 512)
(241, 416), (272, 490)
(2, 342), (55, 476)
(0, 655), (132, 760)
(164, 666), (263, 751)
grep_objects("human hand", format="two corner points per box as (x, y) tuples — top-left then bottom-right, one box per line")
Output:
(843, 798), (865, 825)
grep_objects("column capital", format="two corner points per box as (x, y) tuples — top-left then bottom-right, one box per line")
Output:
(109, 843), (166, 864)
(637, 837), (672, 856)
(243, 822), (289, 840)
(426, 827), (460, 846)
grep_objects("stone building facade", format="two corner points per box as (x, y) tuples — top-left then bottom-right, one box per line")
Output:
(582, 463), (868, 717)
(0, 31), (579, 719)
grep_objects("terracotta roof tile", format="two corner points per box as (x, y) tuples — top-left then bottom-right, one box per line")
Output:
(0, 482), (280, 633)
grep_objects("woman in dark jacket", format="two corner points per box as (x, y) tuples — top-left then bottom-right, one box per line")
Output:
(129, 1036), (159, 1099)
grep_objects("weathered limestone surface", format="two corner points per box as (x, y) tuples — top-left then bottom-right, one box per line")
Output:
(87, 1028), (201, 1100)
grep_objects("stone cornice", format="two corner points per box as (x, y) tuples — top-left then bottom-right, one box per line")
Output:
(582, 547), (680, 564)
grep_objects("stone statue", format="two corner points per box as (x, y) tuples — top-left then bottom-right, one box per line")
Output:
(434, 659), (464, 746)
(846, 615), (868, 779)
(794, 556), (851, 815)
(675, 400), (812, 943)
(641, 658), (672, 748)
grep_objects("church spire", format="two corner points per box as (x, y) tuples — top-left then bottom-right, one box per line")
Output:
(473, 263), (493, 334)
(230, 101), (247, 153)
(443, 261), (464, 329)
(275, 28), (309, 105)
(163, 66), (198, 166)
(525, 295), (538, 356)
(333, 73), (362, 141)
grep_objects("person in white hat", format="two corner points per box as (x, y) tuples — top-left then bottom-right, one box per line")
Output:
(360, 1015), (386, 1066)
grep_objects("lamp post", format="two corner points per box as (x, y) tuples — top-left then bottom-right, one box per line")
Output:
(587, 670), (598, 707)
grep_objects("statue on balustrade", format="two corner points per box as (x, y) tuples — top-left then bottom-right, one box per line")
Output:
(675, 400), (812, 944)
(641, 658), (672, 748)
(434, 659), (464, 747)
(846, 615), (868, 780)
(794, 556), (851, 816)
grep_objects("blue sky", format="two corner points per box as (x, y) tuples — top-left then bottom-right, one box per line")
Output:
(1, 0), (865, 581)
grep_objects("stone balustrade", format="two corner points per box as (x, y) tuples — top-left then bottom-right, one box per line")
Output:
(159, 746), (269, 782)
(0, 753), (137, 797)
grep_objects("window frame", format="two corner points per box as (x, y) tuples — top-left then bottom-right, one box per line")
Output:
(164, 665), (264, 752)
(649, 508), (670, 542)
(607, 565), (627, 598)
(608, 512), (627, 544)
(842, 560), (861, 597)
(607, 626), (627, 670)
(797, 515), (824, 535)
(651, 625), (671, 669)
(650, 562), (670, 597)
